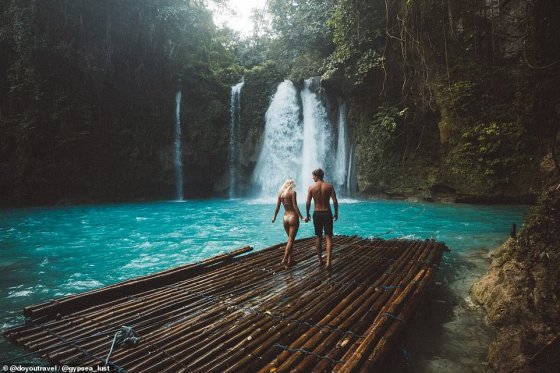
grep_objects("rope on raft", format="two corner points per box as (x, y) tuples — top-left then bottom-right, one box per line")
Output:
(33, 321), (129, 372)
(272, 343), (346, 365)
(105, 326), (140, 366)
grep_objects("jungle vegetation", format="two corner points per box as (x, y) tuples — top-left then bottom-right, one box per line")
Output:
(0, 0), (559, 205)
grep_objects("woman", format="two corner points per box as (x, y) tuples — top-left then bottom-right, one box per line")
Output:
(272, 179), (304, 268)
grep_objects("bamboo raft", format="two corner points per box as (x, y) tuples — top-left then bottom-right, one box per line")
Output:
(4, 235), (448, 372)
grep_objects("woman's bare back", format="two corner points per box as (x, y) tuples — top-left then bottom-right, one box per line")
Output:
(281, 190), (302, 226)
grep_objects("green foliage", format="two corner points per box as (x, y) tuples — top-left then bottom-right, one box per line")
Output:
(437, 64), (518, 125)
(442, 80), (476, 115)
(241, 61), (284, 131)
(266, 0), (335, 79)
(1, 0), (553, 204)
(370, 105), (400, 144)
(357, 104), (401, 177)
(323, 0), (389, 86)
(0, 0), (244, 205)
(518, 188), (560, 261)
(444, 121), (529, 193)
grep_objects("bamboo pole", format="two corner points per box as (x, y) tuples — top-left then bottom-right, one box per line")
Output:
(73, 280), (279, 367)
(362, 268), (436, 370)
(71, 264), (300, 364)
(100, 235), (334, 370)
(172, 240), (368, 371)
(160, 238), (426, 372)
(23, 246), (254, 320)
(43, 294), (225, 363)
(17, 239), (303, 353)
(251, 239), (402, 372)
(5, 238), (315, 367)
(315, 242), (440, 372)
(274, 240), (426, 372)
(334, 248), (433, 373)
(32, 244), (286, 364)
(7, 236), (335, 344)
(271, 240), (424, 372)
(210, 243), (380, 372)
(175, 237), (368, 370)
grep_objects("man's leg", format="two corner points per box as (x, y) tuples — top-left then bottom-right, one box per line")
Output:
(313, 212), (324, 267)
(325, 234), (332, 269)
(324, 211), (334, 269)
(315, 236), (324, 267)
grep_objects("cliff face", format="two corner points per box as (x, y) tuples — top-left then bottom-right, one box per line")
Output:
(470, 186), (560, 371)
(181, 70), (230, 198)
(329, 0), (559, 203)
(0, 1), (241, 205)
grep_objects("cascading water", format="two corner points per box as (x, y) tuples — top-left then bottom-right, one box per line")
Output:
(300, 78), (335, 193)
(333, 102), (348, 192)
(228, 80), (244, 199)
(253, 78), (351, 198)
(253, 80), (303, 197)
(174, 91), (184, 201)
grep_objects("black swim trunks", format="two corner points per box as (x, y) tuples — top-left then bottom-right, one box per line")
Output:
(313, 210), (333, 237)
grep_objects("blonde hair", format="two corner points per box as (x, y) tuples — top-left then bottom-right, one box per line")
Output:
(279, 179), (296, 198)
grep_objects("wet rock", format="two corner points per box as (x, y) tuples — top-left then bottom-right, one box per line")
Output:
(470, 187), (560, 372)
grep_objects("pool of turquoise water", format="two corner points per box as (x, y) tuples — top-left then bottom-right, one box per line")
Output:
(0, 198), (528, 365)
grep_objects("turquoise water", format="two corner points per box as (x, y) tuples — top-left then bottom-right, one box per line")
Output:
(0, 198), (528, 364)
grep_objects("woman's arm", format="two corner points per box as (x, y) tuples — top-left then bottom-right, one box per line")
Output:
(272, 195), (281, 223)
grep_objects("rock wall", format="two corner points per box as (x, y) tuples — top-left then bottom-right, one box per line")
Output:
(181, 70), (230, 198)
(326, 0), (559, 204)
(471, 186), (560, 371)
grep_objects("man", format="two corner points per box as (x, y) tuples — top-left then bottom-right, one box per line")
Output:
(305, 168), (338, 269)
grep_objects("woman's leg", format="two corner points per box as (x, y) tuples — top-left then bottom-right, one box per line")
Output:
(282, 218), (290, 264)
(284, 222), (298, 267)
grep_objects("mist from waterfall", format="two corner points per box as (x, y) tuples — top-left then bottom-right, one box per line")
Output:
(252, 79), (352, 199)
(228, 80), (244, 199)
(174, 90), (184, 201)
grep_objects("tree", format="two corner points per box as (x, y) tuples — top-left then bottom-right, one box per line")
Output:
(266, 0), (335, 79)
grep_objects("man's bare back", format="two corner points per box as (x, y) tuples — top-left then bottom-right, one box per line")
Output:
(305, 170), (339, 223)
(307, 180), (337, 213)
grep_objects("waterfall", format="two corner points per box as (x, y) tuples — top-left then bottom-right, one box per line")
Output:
(228, 80), (244, 199)
(333, 102), (348, 192)
(253, 78), (350, 199)
(299, 78), (334, 194)
(253, 80), (303, 197)
(174, 91), (184, 201)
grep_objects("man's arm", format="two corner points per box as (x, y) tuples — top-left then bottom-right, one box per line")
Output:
(305, 187), (312, 222)
(331, 186), (338, 221)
